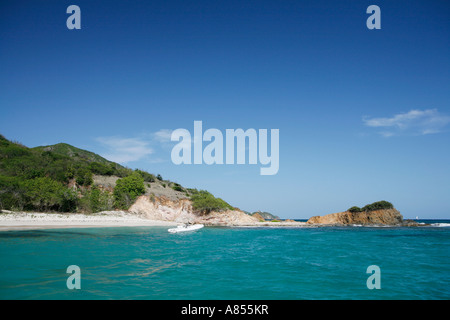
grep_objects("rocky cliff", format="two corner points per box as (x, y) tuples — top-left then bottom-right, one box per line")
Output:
(129, 195), (259, 226)
(306, 208), (404, 225)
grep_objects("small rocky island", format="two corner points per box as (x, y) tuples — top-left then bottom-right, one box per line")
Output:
(307, 201), (420, 226)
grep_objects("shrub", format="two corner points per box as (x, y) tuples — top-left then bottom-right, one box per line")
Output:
(22, 177), (66, 211)
(115, 167), (134, 178)
(80, 186), (114, 213)
(0, 175), (25, 211)
(113, 173), (146, 209)
(59, 188), (78, 212)
(347, 201), (394, 213)
(190, 190), (233, 214)
(135, 169), (155, 182)
(172, 185), (183, 192)
(89, 162), (114, 176)
(186, 188), (198, 195)
(76, 168), (93, 186)
(361, 200), (394, 212)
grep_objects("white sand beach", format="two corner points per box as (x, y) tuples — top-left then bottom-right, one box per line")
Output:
(0, 210), (308, 231)
(0, 211), (178, 231)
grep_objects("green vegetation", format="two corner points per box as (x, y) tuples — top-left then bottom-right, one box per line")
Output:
(362, 200), (394, 211)
(189, 189), (234, 214)
(79, 186), (114, 213)
(75, 168), (93, 186)
(88, 162), (115, 176)
(348, 206), (363, 213)
(0, 134), (236, 215)
(134, 169), (155, 182)
(33, 143), (113, 166)
(113, 173), (146, 209)
(348, 201), (394, 213)
(0, 134), (150, 213)
(171, 182), (184, 192)
(23, 177), (68, 212)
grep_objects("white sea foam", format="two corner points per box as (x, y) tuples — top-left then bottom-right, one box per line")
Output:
(430, 223), (450, 227)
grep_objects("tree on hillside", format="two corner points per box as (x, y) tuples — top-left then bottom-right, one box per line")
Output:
(190, 190), (233, 214)
(113, 173), (146, 209)
(22, 177), (66, 211)
(76, 168), (93, 186)
(79, 186), (114, 213)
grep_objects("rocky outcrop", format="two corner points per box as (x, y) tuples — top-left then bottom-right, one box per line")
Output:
(401, 219), (422, 227)
(129, 195), (259, 226)
(199, 209), (261, 226)
(251, 211), (279, 220)
(307, 208), (404, 225)
(252, 212), (266, 222)
(129, 195), (193, 222)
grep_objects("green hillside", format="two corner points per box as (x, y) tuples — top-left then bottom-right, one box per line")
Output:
(0, 134), (132, 183)
(0, 134), (233, 214)
(32, 143), (117, 166)
(0, 134), (131, 212)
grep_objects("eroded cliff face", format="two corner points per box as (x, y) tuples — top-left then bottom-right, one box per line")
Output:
(306, 208), (404, 225)
(129, 195), (259, 226)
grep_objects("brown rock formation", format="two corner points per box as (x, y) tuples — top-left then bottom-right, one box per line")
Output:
(306, 208), (404, 225)
(129, 195), (259, 226)
(402, 219), (421, 227)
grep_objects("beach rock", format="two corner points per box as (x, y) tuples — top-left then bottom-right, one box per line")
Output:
(129, 195), (259, 226)
(306, 208), (403, 226)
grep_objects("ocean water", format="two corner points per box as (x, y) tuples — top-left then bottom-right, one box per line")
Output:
(0, 222), (449, 300)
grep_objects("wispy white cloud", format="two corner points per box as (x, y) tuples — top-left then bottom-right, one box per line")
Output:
(152, 129), (173, 144)
(363, 109), (450, 137)
(95, 129), (182, 164)
(96, 136), (154, 164)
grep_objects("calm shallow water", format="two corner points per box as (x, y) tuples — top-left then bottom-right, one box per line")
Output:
(0, 224), (449, 299)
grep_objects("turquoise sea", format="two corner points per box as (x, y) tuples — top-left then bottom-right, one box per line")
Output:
(0, 222), (449, 300)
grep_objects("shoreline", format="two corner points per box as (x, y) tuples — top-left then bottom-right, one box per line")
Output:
(1, 211), (445, 232)
(0, 210), (309, 231)
(0, 211), (178, 231)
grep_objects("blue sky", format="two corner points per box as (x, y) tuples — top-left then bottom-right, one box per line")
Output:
(1, 0), (449, 218)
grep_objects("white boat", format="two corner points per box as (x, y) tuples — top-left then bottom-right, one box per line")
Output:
(168, 224), (204, 233)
